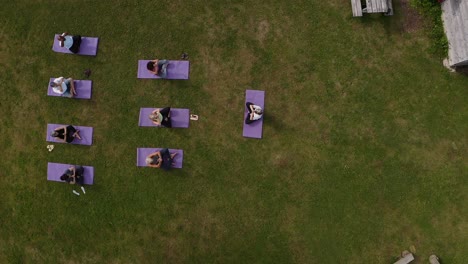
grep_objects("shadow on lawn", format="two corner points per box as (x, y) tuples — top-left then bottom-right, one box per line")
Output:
(265, 114), (285, 132)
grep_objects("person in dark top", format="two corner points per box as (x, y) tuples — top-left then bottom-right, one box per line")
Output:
(60, 165), (85, 185)
(148, 107), (172, 128)
(51, 125), (82, 143)
(57, 32), (82, 54)
(147, 59), (169, 78)
(145, 148), (178, 170)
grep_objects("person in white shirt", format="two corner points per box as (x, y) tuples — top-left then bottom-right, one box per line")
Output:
(148, 107), (172, 127)
(245, 102), (263, 124)
(50, 77), (77, 98)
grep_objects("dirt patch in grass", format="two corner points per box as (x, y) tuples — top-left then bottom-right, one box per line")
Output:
(400, 0), (424, 33)
(256, 20), (270, 45)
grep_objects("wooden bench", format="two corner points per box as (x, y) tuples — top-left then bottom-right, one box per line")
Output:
(351, 0), (393, 17)
(351, 0), (363, 17)
(393, 253), (414, 264)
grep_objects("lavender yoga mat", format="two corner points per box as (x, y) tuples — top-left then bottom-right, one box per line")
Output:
(46, 124), (93, 145)
(52, 34), (99, 56)
(243, 90), (265, 139)
(47, 78), (92, 99)
(139, 108), (189, 128)
(47, 162), (94, 185)
(137, 60), (190, 79)
(137, 148), (184, 168)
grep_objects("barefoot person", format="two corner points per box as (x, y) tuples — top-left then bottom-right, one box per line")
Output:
(51, 125), (81, 143)
(149, 107), (172, 128)
(245, 102), (263, 124)
(146, 59), (169, 78)
(146, 149), (178, 170)
(60, 165), (86, 194)
(50, 77), (77, 98)
(57, 32), (82, 53)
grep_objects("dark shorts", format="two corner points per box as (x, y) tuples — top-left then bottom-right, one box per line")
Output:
(69, 35), (82, 53)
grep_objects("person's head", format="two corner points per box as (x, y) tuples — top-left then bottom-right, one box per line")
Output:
(50, 131), (59, 137)
(254, 108), (263, 115)
(147, 61), (155, 71)
(50, 81), (58, 87)
(149, 113), (160, 122)
(60, 174), (69, 181)
(57, 35), (65, 41)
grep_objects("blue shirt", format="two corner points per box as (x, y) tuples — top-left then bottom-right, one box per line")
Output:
(64, 36), (73, 49)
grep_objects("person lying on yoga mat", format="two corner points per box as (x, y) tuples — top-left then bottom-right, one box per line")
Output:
(149, 107), (172, 127)
(60, 165), (85, 185)
(147, 59), (169, 78)
(51, 125), (82, 143)
(57, 32), (82, 54)
(146, 149), (178, 170)
(245, 102), (263, 124)
(50, 77), (77, 98)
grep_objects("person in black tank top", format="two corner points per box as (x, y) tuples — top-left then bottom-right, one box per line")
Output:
(51, 125), (82, 143)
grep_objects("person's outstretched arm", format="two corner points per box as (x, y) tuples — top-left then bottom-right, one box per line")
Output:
(55, 126), (66, 131)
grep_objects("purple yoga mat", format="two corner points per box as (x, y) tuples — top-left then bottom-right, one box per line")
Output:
(47, 78), (92, 99)
(137, 60), (190, 79)
(46, 124), (93, 145)
(243, 90), (265, 139)
(47, 162), (94, 185)
(139, 108), (189, 128)
(137, 148), (184, 169)
(52, 34), (99, 56)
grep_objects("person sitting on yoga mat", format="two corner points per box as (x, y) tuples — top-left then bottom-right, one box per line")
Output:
(51, 125), (82, 143)
(245, 102), (263, 124)
(57, 32), (82, 54)
(146, 149), (178, 170)
(149, 107), (172, 127)
(50, 77), (77, 98)
(147, 59), (169, 78)
(60, 165), (85, 185)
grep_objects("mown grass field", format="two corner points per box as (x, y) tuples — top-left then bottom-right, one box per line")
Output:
(0, 1), (466, 263)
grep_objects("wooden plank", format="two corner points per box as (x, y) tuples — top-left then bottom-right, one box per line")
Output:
(351, 0), (363, 17)
(442, 0), (468, 66)
(366, 0), (388, 13)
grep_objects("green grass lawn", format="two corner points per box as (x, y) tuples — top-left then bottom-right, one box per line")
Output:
(0, 0), (466, 263)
